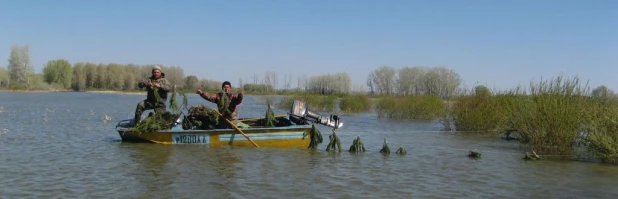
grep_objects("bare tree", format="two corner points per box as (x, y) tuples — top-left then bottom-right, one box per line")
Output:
(367, 66), (396, 95)
(253, 72), (259, 84)
(283, 73), (293, 91)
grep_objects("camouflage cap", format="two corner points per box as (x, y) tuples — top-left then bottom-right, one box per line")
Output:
(153, 65), (162, 72)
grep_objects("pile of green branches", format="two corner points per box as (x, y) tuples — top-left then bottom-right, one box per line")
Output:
(132, 87), (185, 133)
(133, 112), (179, 134)
(185, 105), (219, 129)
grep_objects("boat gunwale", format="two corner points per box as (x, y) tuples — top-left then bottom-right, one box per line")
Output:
(116, 123), (313, 134)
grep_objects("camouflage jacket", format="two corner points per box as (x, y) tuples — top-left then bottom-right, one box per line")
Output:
(141, 75), (172, 107)
(199, 92), (244, 120)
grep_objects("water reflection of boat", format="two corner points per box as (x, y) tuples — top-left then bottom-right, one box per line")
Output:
(115, 100), (343, 148)
(120, 144), (176, 198)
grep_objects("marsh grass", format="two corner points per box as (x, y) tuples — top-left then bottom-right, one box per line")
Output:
(339, 94), (372, 113)
(277, 93), (337, 112)
(375, 95), (444, 120)
(449, 75), (618, 161)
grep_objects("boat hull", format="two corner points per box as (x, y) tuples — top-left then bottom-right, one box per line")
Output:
(117, 125), (312, 147)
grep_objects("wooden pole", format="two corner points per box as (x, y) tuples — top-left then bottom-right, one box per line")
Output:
(215, 109), (259, 147)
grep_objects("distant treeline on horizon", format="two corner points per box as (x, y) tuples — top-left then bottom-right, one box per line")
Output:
(0, 44), (468, 98)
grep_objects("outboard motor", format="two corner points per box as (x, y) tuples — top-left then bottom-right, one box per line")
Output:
(289, 100), (343, 129)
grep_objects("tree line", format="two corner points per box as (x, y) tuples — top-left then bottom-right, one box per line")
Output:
(0, 44), (473, 98)
(366, 66), (463, 98)
(0, 44), (362, 94)
(14, 44), (615, 99)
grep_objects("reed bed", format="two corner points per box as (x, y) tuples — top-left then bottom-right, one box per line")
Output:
(446, 75), (618, 162)
(338, 94), (372, 113)
(277, 94), (337, 112)
(375, 95), (444, 120)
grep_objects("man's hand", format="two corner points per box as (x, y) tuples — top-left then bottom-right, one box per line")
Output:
(138, 81), (147, 88)
(196, 89), (204, 95)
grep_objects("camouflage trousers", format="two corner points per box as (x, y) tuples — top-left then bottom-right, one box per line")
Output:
(216, 117), (238, 129)
(216, 110), (239, 129)
(134, 100), (167, 124)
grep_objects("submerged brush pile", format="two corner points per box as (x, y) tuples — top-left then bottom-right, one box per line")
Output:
(326, 130), (342, 152)
(349, 136), (366, 153)
(379, 138), (390, 154)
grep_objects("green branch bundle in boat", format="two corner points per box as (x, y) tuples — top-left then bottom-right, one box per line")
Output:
(264, 103), (277, 127)
(217, 92), (232, 116)
(185, 105), (220, 129)
(132, 112), (179, 134)
(132, 88), (183, 134)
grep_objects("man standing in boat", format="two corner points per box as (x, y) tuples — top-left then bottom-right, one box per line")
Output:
(134, 65), (172, 124)
(196, 81), (244, 129)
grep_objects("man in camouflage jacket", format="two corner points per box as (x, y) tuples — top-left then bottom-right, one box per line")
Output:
(134, 65), (172, 124)
(195, 81), (244, 129)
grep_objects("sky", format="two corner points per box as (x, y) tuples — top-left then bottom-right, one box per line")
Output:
(0, 0), (616, 91)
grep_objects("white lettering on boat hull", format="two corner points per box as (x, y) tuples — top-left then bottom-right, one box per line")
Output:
(172, 134), (210, 144)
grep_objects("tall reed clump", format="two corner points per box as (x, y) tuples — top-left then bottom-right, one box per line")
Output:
(339, 94), (372, 113)
(375, 94), (445, 120)
(504, 76), (592, 155)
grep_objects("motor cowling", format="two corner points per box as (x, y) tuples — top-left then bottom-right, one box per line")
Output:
(289, 100), (343, 129)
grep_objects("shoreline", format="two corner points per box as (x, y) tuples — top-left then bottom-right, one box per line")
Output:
(0, 89), (144, 95)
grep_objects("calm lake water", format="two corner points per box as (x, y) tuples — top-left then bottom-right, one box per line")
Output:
(1, 92), (618, 198)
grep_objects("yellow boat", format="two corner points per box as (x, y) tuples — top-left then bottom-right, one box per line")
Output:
(115, 100), (343, 148)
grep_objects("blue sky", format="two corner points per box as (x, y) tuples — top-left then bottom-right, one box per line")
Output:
(0, 0), (616, 91)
